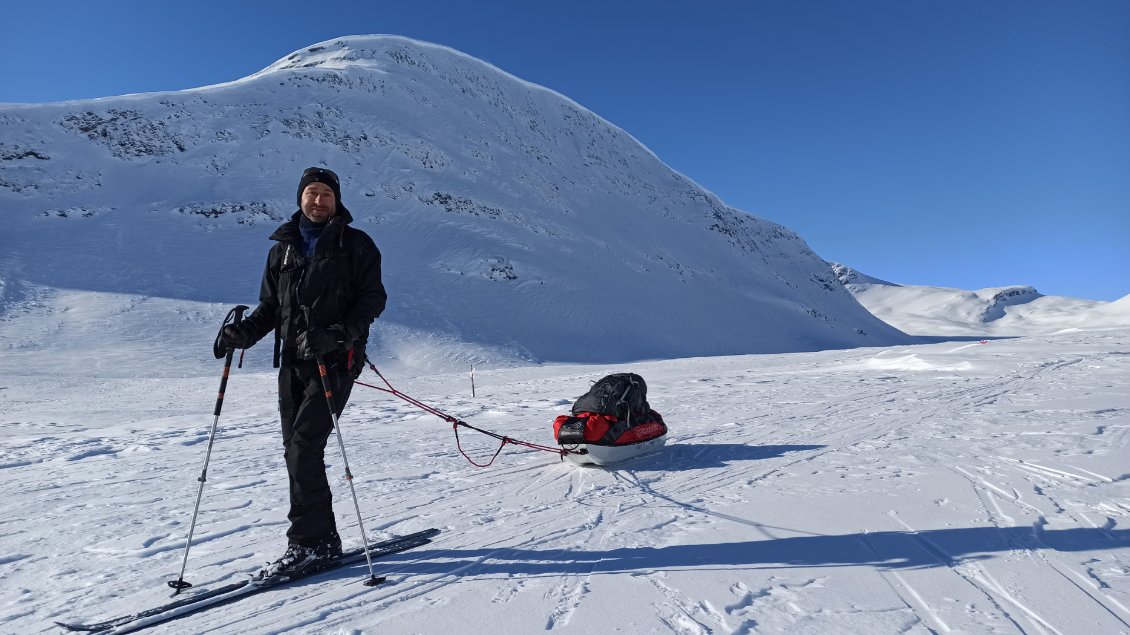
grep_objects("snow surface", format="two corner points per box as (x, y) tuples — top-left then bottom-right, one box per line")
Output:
(0, 323), (1127, 634)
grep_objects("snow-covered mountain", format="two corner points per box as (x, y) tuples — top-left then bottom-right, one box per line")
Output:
(831, 263), (1129, 337)
(0, 35), (910, 369)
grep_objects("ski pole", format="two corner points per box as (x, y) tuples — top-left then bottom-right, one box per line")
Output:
(167, 305), (248, 594)
(313, 350), (385, 587)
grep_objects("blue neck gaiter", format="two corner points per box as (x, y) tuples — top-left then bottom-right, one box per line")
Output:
(298, 215), (327, 258)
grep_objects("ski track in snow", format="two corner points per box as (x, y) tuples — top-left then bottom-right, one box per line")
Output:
(0, 329), (1128, 633)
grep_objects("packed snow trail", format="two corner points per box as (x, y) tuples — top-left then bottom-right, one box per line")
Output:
(0, 329), (1127, 633)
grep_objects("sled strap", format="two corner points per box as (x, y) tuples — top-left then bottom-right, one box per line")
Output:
(452, 418), (568, 464)
(356, 362), (570, 467)
(452, 423), (507, 468)
(355, 370), (459, 425)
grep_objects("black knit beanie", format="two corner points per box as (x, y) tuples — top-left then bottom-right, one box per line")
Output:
(297, 167), (342, 206)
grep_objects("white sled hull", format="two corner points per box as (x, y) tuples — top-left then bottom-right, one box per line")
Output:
(563, 434), (667, 466)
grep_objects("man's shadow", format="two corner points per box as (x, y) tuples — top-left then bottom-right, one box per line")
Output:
(349, 440), (1127, 580)
(378, 524), (1127, 578)
(368, 441), (1126, 578)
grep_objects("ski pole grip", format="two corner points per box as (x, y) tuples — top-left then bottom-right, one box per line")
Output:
(213, 305), (251, 360)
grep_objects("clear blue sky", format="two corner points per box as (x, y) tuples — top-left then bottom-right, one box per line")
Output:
(4, 0), (1127, 300)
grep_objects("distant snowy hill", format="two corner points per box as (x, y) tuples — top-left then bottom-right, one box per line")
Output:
(0, 35), (909, 369)
(831, 263), (1129, 336)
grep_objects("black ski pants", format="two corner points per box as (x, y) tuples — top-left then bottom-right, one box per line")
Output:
(278, 358), (353, 547)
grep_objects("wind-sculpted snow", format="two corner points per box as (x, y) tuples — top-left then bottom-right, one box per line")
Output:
(0, 35), (909, 364)
(0, 328), (1126, 633)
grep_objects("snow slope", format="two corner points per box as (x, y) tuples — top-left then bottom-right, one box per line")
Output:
(0, 326), (1127, 633)
(0, 35), (909, 368)
(832, 264), (1129, 337)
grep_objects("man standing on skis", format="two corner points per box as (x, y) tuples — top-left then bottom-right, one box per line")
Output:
(220, 166), (386, 578)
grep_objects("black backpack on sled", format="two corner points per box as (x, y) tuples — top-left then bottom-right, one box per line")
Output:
(570, 373), (649, 420)
(555, 373), (665, 446)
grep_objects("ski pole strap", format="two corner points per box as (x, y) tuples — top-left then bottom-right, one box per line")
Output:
(358, 362), (570, 466)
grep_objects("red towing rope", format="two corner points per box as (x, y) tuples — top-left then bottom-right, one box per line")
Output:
(356, 363), (571, 467)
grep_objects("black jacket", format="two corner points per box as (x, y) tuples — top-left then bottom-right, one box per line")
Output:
(241, 206), (386, 368)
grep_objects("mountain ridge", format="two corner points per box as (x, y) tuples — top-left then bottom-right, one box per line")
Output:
(831, 263), (1127, 336)
(1, 35), (909, 366)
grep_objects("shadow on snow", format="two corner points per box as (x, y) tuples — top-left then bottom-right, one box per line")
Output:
(385, 525), (1127, 577)
(344, 441), (1125, 579)
(613, 443), (827, 471)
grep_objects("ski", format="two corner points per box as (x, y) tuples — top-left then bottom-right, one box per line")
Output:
(56, 528), (440, 634)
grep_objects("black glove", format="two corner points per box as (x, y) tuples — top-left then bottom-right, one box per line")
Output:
(220, 325), (255, 350)
(296, 325), (348, 360)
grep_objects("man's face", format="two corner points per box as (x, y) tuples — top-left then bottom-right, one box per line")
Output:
(300, 182), (336, 223)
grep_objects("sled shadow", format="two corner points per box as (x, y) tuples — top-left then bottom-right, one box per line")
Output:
(387, 525), (1128, 578)
(628, 443), (826, 471)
